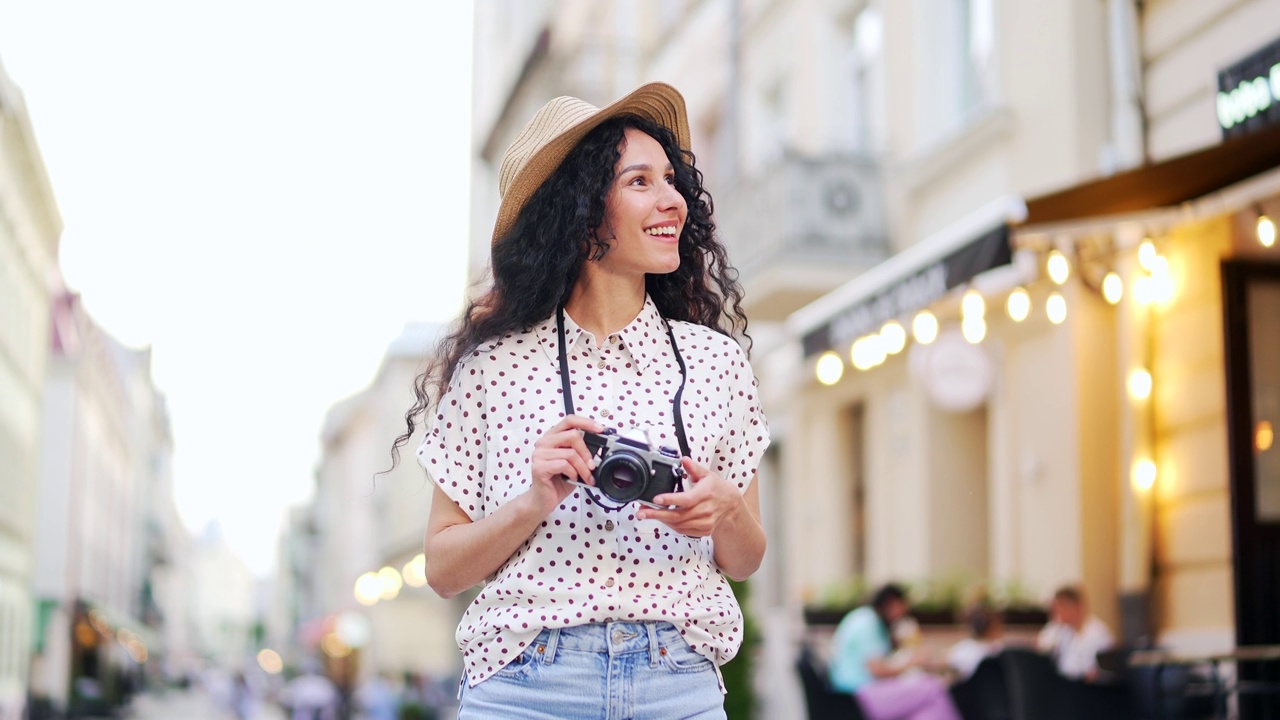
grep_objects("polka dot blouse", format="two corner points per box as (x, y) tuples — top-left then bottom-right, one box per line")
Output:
(417, 296), (770, 687)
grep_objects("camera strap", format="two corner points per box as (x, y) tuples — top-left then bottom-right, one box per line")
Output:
(556, 306), (691, 511)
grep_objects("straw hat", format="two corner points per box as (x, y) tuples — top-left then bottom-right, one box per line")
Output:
(492, 81), (691, 244)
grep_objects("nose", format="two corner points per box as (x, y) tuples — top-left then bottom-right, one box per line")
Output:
(658, 181), (685, 213)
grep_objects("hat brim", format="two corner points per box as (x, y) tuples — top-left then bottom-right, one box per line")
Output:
(492, 82), (691, 244)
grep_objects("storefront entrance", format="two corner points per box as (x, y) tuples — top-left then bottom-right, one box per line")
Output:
(1222, 259), (1280, 715)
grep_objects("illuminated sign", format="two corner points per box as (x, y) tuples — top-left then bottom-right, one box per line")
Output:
(1218, 36), (1280, 138)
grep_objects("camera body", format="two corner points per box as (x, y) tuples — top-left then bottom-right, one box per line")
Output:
(579, 428), (685, 507)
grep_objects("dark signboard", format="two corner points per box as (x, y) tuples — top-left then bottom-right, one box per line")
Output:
(801, 224), (1011, 357)
(1218, 35), (1280, 139)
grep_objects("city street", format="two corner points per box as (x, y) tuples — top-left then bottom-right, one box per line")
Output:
(123, 689), (285, 720)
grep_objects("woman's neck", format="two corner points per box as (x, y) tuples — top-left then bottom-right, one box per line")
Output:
(563, 273), (646, 338)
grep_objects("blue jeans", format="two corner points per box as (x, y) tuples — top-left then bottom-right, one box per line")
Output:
(458, 621), (727, 720)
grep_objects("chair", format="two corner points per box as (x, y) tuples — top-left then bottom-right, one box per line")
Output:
(950, 655), (1013, 720)
(1000, 648), (1065, 720)
(795, 643), (867, 720)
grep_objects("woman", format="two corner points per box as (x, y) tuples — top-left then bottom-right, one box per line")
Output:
(829, 584), (961, 720)
(394, 83), (768, 719)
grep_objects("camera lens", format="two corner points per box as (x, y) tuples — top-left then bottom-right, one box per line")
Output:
(596, 453), (649, 503)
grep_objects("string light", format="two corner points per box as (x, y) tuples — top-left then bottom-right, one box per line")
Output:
(1257, 420), (1274, 452)
(962, 289), (985, 319)
(1258, 213), (1277, 248)
(1150, 255), (1174, 304)
(815, 351), (844, 385)
(1138, 239), (1157, 270)
(852, 335), (887, 370)
(1006, 288), (1030, 321)
(1127, 368), (1153, 400)
(1132, 275), (1154, 306)
(1132, 459), (1157, 492)
(880, 320), (907, 355)
(961, 316), (987, 343)
(1046, 292), (1067, 324)
(1047, 250), (1070, 285)
(1101, 272), (1123, 304)
(912, 310), (939, 345)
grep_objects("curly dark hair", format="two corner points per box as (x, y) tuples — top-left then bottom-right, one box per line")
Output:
(388, 114), (750, 468)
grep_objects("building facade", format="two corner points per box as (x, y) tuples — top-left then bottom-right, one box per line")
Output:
(299, 322), (462, 693)
(0, 56), (61, 719)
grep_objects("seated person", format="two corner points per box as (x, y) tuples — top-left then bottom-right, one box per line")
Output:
(829, 583), (962, 720)
(1036, 584), (1114, 682)
(946, 604), (1004, 681)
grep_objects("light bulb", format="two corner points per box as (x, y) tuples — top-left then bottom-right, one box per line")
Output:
(1138, 239), (1157, 270)
(962, 289), (985, 319)
(912, 311), (939, 345)
(1132, 459), (1157, 492)
(1102, 272), (1123, 305)
(1046, 292), (1067, 324)
(816, 352), (844, 385)
(1047, 250), (1070, 285)
(962, 316), (987, 343)
(1006, 287), (1031, 322)
(880, 321), (907, 355)
(1127, 368), (1152, 401)
(1258, 214), (1277, 248)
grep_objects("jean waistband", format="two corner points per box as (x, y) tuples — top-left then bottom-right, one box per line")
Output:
(528, 621), (679, 662)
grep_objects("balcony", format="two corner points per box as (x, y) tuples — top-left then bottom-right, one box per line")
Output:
(715, 153), (888, 322)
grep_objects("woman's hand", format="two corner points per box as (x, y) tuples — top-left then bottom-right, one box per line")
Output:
(635, 457), (743, 536)
(527, 414), (604, 515)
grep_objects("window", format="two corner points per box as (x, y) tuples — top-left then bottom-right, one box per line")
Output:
(919, 0), (997, 142)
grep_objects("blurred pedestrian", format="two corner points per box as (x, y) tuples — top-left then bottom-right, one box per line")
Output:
(395, 81), (769, 719)
(1037, 585), (1114, 682)
(829, 583), (962, 720)
(354, 673), (399, 720)
(279, 661), (339, 720)
(945, 604), (1005, 681)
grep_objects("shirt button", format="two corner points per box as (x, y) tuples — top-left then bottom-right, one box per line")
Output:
(605, 520), (614, 531)
(606, 577), (615, 588)
(597, 358), (606, 369)
(600, 409), (611, 420)
(610, 336), (619, 345)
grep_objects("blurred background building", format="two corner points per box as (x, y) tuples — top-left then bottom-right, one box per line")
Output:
(470, 0), (1280, 716)
(0, 55), (60, 719)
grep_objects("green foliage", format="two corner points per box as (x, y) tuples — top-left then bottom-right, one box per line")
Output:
(811, 574), (868, 611)
(722, 578), (759, 720)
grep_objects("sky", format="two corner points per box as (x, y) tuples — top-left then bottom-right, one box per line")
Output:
(0, 2), (474, 575)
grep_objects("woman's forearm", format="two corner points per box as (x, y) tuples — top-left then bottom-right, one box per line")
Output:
(424, 486), (544, 598)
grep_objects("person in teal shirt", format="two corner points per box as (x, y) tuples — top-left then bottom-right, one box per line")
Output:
(828, 584), (961, 720)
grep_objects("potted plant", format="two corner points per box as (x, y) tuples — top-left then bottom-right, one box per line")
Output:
(802, 575), (867, 626)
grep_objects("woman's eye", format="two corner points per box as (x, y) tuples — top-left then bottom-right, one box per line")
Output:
(665, 174), (676, 185)
(628, 176), (646, 186)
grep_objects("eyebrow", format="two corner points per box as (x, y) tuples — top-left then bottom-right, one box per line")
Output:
(618, 162), (675, 175)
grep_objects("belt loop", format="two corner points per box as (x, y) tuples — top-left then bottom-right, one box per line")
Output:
(647, 623), (661, 667)
(542, 627), (561, 665)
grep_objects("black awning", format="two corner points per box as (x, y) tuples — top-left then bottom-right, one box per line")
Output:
(1024, 120), (1280, 226)
(801, 224), (1011, 357)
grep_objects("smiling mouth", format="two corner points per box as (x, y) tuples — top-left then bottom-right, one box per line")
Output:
(644, 226), (678, 237)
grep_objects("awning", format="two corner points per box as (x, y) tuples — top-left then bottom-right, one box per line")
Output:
(789, 195), (1024, 358)
(1023, 119), (1280, 226)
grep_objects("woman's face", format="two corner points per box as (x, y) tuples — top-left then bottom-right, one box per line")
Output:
(592, 127), (688, 278)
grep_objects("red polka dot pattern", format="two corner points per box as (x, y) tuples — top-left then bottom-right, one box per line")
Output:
(417, 296), (769, 687)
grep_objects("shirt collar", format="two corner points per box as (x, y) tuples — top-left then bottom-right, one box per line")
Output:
(536, 295), (668, 374)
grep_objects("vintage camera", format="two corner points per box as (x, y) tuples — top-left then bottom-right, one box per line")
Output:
(578, 428), (686, 506)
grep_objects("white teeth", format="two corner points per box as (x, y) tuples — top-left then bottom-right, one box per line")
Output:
(645, 226), (676, 236)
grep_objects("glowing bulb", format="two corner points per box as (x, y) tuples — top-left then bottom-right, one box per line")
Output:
(962, 289), (985, 319)
(403, 554), (427, 588)
(1138, 239), (1157, 270)
(1132, 459), (1157, 492)
(1258, 214), (1277, 248)
(354, 572), (382, 606)
(1102, 272), (1123, 305)
(1047, 250), (1070, 285)
(1006, 287), (1031, 322)
(961, 316), (987, 343)
(1150, 255), (1174, 304)
(1127, 368), (1152, 400)
(378, 566), (403, 600)
(1257, 420), (1274, 452)
(912, 311), (939, 345)
(852, 335), (887, 370)
(880, 321), (907, 355)
(1046, 292), (1067, 324)
(816, 352), (844, 385)
(257, 649), (284, 675)
(1132, 276), (1153, 306)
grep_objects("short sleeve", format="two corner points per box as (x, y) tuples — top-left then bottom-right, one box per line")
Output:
(416, 360), (489, 521)
(711, 344), (770, 492)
